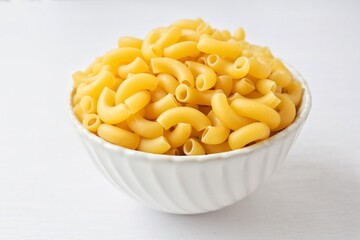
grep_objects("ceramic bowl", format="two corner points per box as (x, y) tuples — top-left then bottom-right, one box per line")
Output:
(69, 64), (311, 214)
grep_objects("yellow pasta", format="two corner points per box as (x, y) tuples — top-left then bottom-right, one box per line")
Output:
(97, 124), (140, 149)
(157, 107), (211, 131)
(230, 99), (281, 129)
(164, 123), (192, 148)
(228, 122), (270, 150)
(115, 73), (159, 104)
(206, 54), (250, 79)
(117, 36), (143, 49)
(211, 92), (254, 130)
(72, 19), (303, 155)
(185, 61), (217, 91)
(118, 57), (149, 79)
(151, 57), (195, 87)
(97, 88), (130, 124)
(183, 138), (205, 155)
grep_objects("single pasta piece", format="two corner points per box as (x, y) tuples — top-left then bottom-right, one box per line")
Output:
(76, 69), (115, 99)
(185, 61), (217, 91)
(230, 98), (281, 129)
(126, 112), (163, 138)
(115, 73), (159, 104)
(82, 113), (101, 132)
(145, 93), (178, 119)
(117, 36), (143, 49)
(198, 36), (241, 59)
(80, 96), (97, 114)
(175, 84), (221, 106)
(97, 88), (130, 124)
(118, 57), (149, 79)
(155, 25), (181, 50)
(233, 78), (255, 95)
(248, 56), (272, 79)
(137, 136), (171, 154)
(164, 123), (192, 148)
(234, 28), (245, 41)
(97, 124), (140, 150)
(273, 93), (296, 131)
(124, 90), (151, 114)
(172, 18), (204, 30)
(215, 75), (233, 96)
(201, 111), (230, 144)
(228, 92), (281, 109)
(256, 79), (276, 94)
(228, 122), (270, 150)
(284, 80), (303, 106)
(163, 41), (200, 59)
(157, 107), (211, 131)
(202, 141), (231, 154)
(211, 92), (253, 130)
(157, 73), (179, 95)
(183, 138), (205, 155)
(151, 57), (195, 87)
(206, 55), (250, 79)
(102, 47), (143, 68)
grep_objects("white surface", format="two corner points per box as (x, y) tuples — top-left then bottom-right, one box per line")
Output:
(0, 0), (359, 239)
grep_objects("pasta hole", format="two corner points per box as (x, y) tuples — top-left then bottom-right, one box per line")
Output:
(184, 140), (195, 154)
(201, 127), (210, 142)
(196, 75), (205, 90)
(207, 55), (218, 66)
(234, 57), (248, 70)
(88, 118), (97, 126)
(182, 80), (192, 87)
(175, 85), (188, 102)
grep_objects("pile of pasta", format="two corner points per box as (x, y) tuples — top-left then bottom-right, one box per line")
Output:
(72, 19), (303, 155)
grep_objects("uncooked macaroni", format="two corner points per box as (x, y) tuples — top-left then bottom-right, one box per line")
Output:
(72, 19), (303, 155)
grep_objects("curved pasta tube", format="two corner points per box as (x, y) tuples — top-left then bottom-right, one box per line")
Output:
(97, 124), (140, 150)
(201, 111), (230, 144)
(145, 93), (178, 119)
(126, 112), (164, 139)
(215, 75), (233, 96)
(273, 93), (296, 131)
(151, 57), (195, 87)
(256, 79), (276, 94)
(137, 136), (171, 154)
(76, 70), (115, 99)
(228, 92), (281, 109)
(97, 88), (130, 124)
(164, 123), (192, 148)
(155, 25), (181, 50)
(115, 73), (159, 104)
(248, 56), (272, 79)
(82, 113), (101, 132)
(234, 28), (245, 41)
(157, 73), (179, 95)
(203, 141), (231, 154)
(157, 107), (211, 131)
(207, 55), (250, 79)
(185, 61), (217, 91)
(124, 90), (151, 114)
(141, 27), (164, 60)
(284, 80), (303, 106)
(172, 18), (204, 30)
(175, 84), (221, 106)
(230, 99), (281, 129)
(183, 138), (205, 155)
(233, 78), (255, 95)
(118, 57), (149, 79)
(228, 122), (270, 150)
(211, 92), (253, 130)
(198, 37), (242, 59)
(117, 36), (143, 49)
(80, 96), (97, 114)
(102, 47), (143, 68)
(163, 41), (200, 60)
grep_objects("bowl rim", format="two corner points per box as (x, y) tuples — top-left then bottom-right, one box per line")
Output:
(68, 63), (312, 162)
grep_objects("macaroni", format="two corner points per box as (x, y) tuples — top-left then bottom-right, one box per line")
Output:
(72, 19), (303, 155)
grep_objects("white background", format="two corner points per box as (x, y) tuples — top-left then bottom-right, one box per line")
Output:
(1, 0), (360, 239)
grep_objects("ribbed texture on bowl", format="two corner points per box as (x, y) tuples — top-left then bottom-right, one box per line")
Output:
(69, 64), (311, 214)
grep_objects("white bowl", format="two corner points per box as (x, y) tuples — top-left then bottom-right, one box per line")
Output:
(69, 64), (311, 214)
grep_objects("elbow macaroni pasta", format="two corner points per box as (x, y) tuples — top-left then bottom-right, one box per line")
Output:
(72, 19), (303, 155)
